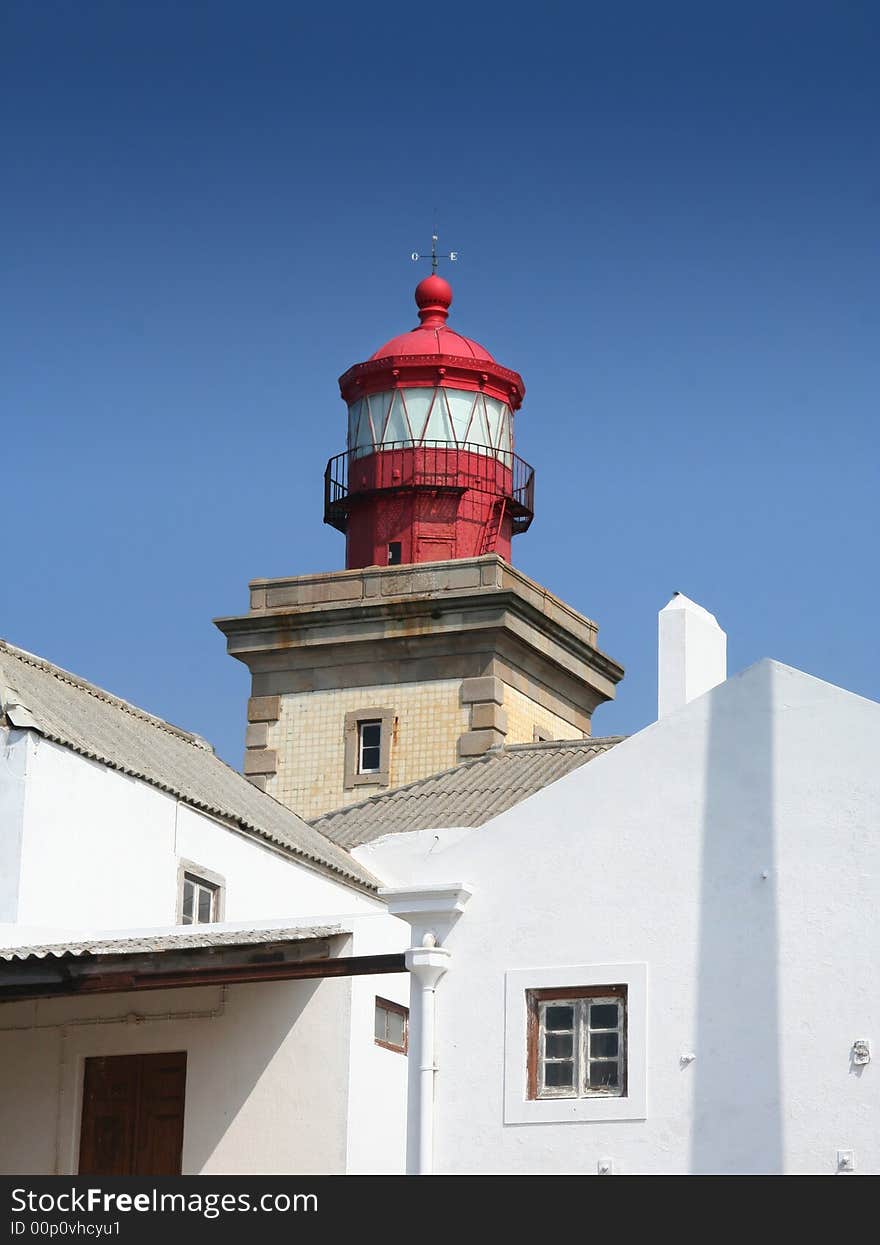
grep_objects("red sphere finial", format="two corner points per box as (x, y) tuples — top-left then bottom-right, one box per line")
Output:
(415, 274), (452, 327)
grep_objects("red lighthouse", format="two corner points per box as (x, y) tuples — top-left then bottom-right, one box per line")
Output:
(220, 265), (623, 817)
(325, 274), (535, 568)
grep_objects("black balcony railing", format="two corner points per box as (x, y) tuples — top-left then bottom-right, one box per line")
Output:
(324, 440), (535, 535)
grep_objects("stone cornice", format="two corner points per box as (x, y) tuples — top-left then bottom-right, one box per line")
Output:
(214, 557), (624, 708)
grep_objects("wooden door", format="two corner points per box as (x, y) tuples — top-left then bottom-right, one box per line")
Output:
(79, 1051), (187, 1176)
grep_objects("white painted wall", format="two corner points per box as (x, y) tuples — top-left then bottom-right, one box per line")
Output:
(0, 730), (413, 1177)
(173, 802), (378, 923)
(16, 736), (177, 929)
(0, 972), (353, 1175)
(344, 914), (411, 1174)
(363, 660), (880, 1175)
(0, 730), (29, 922)
(10, 733), (379, 931)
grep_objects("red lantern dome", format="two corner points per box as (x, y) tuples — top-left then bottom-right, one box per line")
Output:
(325, 275), (534, 569)
(369, 276), (495, 362)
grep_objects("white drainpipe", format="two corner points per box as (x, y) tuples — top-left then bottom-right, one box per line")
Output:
(379, 882), (473, 1176)
(406, 935), (451, 1176)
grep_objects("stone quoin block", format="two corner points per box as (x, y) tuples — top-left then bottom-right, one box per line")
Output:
(247, 695), (281, 723)
(470, 703), (508, 734)
(243, 748), (277, 776)
(245, 722), (269, 749)
(458, 728), (506, 757)
(460, 676), (504, 706)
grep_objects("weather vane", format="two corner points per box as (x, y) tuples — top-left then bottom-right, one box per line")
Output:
(411, 233), (458, 274)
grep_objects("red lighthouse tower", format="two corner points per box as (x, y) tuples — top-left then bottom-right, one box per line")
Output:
(325, 274), (534, 568)
(218, 266), (623, 820)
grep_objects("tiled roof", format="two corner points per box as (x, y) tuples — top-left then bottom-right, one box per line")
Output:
(0, 638), (379, 893)
(0, 925), (346, 962)
(312, 737), (624, 848)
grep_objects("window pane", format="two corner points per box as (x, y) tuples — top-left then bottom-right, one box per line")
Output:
(386, 1010), (405, 1047)
(544, 1005), (574, 1031)
(367, 392), (391, 441)
(197, 886), (212, 923)
(374, 1006), (386, 1042)
(182, 880), (194, 924)
(545, 1033), (573, 1059)
(589, 1061), (619, 1088)
(590, 1003), (619, 1030)
(384, 391), (411, 444)
(591, 1032), (619, 1059)
(544, 1062), (574, 1088)
(348, 399), (364, 451)
(359, 721), (382, 773)
(425, 389), (455, 443)
(446, 389), (477, 443)
(402, 388), (434, 441)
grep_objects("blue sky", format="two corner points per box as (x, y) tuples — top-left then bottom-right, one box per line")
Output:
(3, 1), (878, 767)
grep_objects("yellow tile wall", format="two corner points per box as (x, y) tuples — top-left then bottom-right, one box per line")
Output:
(503, 684), (585, 745)
(265, 678), (584, 821)
(267, 680), (471, 820)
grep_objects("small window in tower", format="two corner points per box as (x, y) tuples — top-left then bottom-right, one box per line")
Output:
(388, 542), (402, 565)
(374, 997), (408, 1054)
(344, 708), (394, 788)
(358, 720), (382, 774)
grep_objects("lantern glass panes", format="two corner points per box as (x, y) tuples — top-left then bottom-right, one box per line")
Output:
(347, 388), (513, 460)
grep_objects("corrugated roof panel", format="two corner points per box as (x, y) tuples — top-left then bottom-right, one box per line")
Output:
(0, 925), (347, 961)
(312, 737), (624, 847)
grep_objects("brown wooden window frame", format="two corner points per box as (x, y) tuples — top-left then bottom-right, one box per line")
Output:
(526, 984), (627, 1101)
(374, 996), (408, 1054)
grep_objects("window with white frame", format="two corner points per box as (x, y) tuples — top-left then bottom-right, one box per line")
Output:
(358, 720), (382, 774)
(528, 987), (626, 1098)
(374, 996), (408, 1053)
(180, 871), (222, 925)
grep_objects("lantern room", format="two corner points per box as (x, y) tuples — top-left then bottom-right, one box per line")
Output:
(324, 274), (535, 569)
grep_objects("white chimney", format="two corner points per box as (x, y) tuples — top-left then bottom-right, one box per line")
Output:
(658, 592), (727, 719)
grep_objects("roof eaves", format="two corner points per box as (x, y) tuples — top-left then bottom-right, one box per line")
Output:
(0, 639), (208, 748)
(0, 925), (349, 961)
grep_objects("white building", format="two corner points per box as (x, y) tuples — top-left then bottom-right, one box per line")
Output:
(3, 591), (878, 1176)
(0, 638), (409, 1176)
(348, 598), (879, 1175)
